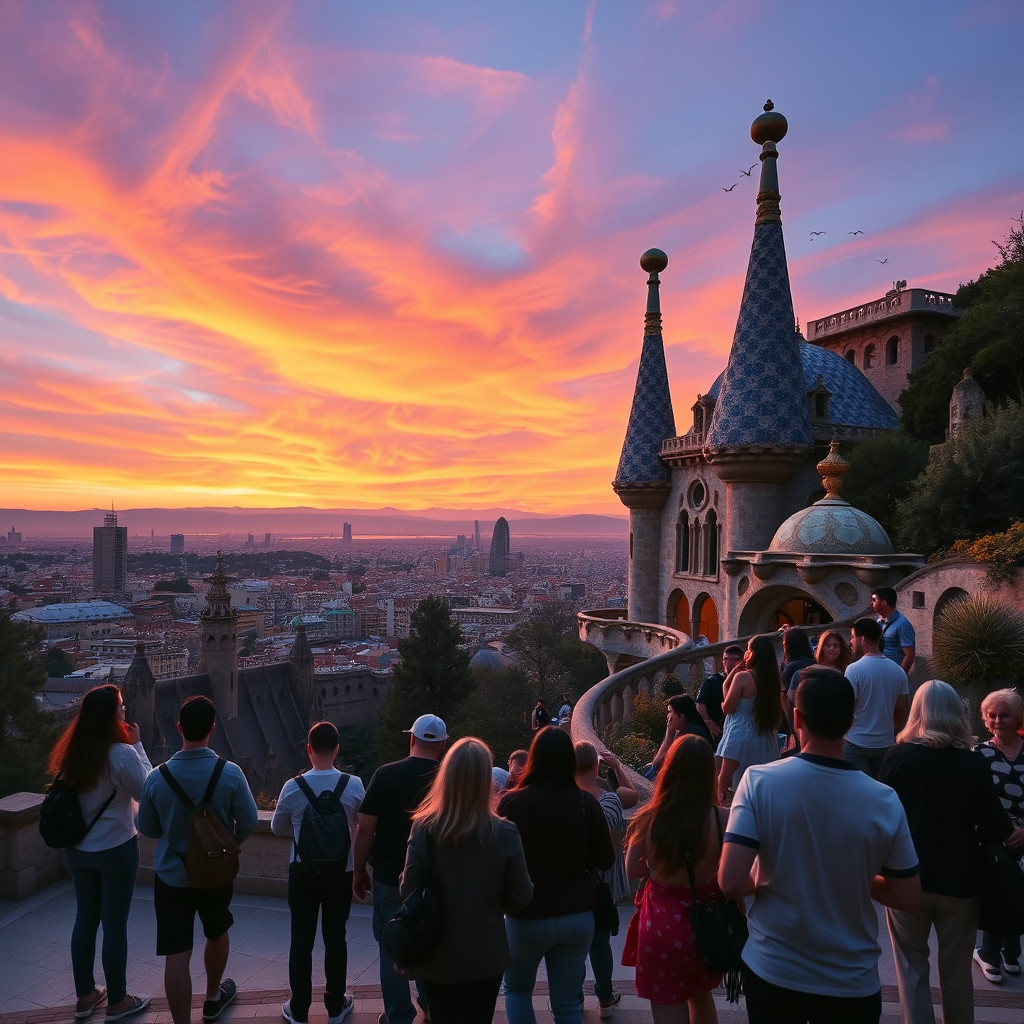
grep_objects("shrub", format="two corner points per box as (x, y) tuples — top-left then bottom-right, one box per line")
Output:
(931, 592), (1024, 693)
(951, 521), (1024, 582)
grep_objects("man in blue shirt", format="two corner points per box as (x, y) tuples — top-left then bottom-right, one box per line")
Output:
(872, 587), (916, 674)
(139, 696), (258, 1024)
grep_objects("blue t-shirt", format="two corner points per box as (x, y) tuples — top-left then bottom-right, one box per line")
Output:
(879, 609), (915, 664)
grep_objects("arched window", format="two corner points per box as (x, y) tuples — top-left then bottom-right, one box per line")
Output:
(863, 344), (876, 370)
(845, 350), (856, 364)
(705, 509), (719, 574)
(885, 336), (899, 365)
(691, 520), (702, 575)
(675, 516), (690, 572)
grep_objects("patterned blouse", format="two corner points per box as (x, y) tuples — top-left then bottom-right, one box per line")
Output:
(975, 740), (1024, 825)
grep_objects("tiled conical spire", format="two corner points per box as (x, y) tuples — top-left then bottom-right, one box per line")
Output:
(705, 101), (812, 457)
(613, 248), (676, 506)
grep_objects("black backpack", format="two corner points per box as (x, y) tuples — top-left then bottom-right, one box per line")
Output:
(39, 777), (116, 849)
(294, 774), (351, 878)
(534, 705), (550, 727)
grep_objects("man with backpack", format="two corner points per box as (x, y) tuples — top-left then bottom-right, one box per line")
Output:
(272, 721), (365, 1024)
(139, 695), (258, 1024)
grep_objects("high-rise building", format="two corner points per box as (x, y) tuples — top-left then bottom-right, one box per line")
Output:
(93, 509), (128, 595)
(488, 517), (510, 576)
(343, 522), (353, 543)
(170, 533), (185, 554)
(474, 520), (481, 549)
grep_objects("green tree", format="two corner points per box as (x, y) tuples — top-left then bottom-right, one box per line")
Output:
(452, 664), (535, 765)
(0, 613), (59, 796)
(503, 601), (606, 704)
(900, 232), (1024, 443)
(377, 597), (474, 763)
(153, 578), (194, 593)
(43, 647), (76, 678)
(895, 401), (1024, 555)
(841, 432), (930, 540)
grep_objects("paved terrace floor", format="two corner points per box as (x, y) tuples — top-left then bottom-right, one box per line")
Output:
(2, 882), (1023, 1024)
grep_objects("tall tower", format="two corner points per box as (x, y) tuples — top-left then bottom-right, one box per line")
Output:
(199, 551), (239, 720)
(705, 101), (812, 553)
(613, 249), (677, 624)
(488, 517), (510, 576)
(122, 642), (157, 750)
(289, 620), (316, 720)
(474, 520), (481, 550)
(342, 523), (353, 543)
(93, 507), (128, 596)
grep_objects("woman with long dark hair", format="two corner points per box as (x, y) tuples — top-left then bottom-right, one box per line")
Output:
(625, 735), (727, 1024)
(400, 737), (533, 1024)
(717, 634), (782, 804)
(48, 684), (152, 1021)
(498, 727), (615, 1024)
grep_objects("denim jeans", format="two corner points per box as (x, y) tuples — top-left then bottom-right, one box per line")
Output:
(66, 836), (140, 1002)
(371, 880), (426, 1024)
(504, 911), (594, 1024)
(288, 865), (354, 1021)
(587, 925), (613, 1003)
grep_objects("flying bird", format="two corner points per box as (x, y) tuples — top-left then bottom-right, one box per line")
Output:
(876, 258), (890, 264)
(739, 164), (756, 176)
(848, 230), (864, 235)
(809, 231), (826, 238)
(722, 183), (738, 192)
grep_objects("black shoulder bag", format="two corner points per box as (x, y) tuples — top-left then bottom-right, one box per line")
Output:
(686, 809), (747, 1004)
(583, 791), (620, 934)
(381, 829), (444, 969)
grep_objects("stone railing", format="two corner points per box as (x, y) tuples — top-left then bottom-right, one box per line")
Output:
(0, 793), (292, 901)
(577, 609), (690, 675)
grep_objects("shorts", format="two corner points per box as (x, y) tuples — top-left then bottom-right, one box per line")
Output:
(154, 874), (234, 956)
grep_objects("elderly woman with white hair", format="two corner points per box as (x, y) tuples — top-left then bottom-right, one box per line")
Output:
(879, 680), (1011, 1024)
(973, 687), (1024, 985)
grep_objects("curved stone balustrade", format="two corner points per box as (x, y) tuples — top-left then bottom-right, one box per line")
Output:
(577, 609), (690, 675)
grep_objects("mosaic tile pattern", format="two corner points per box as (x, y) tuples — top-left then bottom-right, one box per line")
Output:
(769, 498), (895, 554)
(614, 330), (676, 487)
(705, 220), (812, 450)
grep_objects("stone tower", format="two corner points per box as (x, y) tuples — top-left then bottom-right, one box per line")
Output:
(705, 101), (812, 553)
(949, 366), (984, 440)
(199, 551), (239, 720)
(122, 641), (157, 750)
(289, 620), (316, 719)
(613, 248), (677, 624)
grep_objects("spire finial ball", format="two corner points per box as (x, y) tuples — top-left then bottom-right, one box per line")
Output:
(751, 99), (788, 146)
(640, 248), (668, 274)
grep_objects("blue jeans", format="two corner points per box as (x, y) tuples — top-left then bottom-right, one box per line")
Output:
(587, 925), (613, 1003)
(66, 836), (140, 1002)
(504, 912), (594, 1024)
(371, 880), (426, 1024)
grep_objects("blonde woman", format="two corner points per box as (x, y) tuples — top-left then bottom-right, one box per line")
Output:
(400, 737), (533, 1024)
(973, 688), (1024, 983)
(879, 681), (1010, 1022)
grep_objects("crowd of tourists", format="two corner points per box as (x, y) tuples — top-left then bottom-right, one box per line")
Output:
(44, 581), (1024, 1024)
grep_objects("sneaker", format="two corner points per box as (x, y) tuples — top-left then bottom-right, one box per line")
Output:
(599, 991), (622, 1019)
(75, 988), (107, 1020)
(328, 995), (355, 1024)
(1003, 953), (1022, 976)
(378, 1015), (387, 1024)
(203, 979), (238, 1022)
(974, 948), (1003, 984)
(282, 1000), (306, 1024)
(104, 995), (151, 1023)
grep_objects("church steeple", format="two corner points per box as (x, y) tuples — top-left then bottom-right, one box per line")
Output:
(705, 101), (812, 469)
(122, 641), (157, 750)
(199, 551), (239, 720)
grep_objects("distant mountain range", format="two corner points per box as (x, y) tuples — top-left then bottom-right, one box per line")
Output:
(1, 506), (629, 540)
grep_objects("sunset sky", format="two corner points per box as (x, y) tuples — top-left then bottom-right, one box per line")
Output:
(1, 1), (1021, 516)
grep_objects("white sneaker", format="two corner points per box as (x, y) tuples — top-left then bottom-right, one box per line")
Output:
(1002, 953), (1021, 976)
(599, 991), (622, 1018)
(282, 1000), (306, 1024)
(974, 948), (1003, 984)
(328, 994), (355, 1024)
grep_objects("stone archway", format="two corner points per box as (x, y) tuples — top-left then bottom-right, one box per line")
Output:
(668, 589), (690, 632)
(737, 585), (835, 637)
(693, 592), (720, 643)
(934, 587), (969, 629)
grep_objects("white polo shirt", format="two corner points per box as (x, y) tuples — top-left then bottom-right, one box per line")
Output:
(844, 655), (909, 748)
(725, 754), (918, 997)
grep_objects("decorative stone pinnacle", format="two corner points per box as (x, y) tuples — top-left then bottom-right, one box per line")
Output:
(816, 439), (849, 499)
(641, 248), (667, 336)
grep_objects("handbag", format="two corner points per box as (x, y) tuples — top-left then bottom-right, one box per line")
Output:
(593, 876), (619, 934)
(381, 830), (444, 970)
(686, 810), (747, 1004)
(977, 841), (1024, 934)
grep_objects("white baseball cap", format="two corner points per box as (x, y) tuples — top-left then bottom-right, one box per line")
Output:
(404, 713), (448, 742)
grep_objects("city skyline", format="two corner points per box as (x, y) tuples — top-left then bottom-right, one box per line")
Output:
(1, 1), (1021, 516)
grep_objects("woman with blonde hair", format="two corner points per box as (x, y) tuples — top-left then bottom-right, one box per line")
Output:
(879, 680), (1011, 1022)
(47, 684), (152, 1022)
(625, 735), (727, 1024)
(973, 687), (1024, 984)
(400, 737), (533, 1024)
(814, 629), (852, 672)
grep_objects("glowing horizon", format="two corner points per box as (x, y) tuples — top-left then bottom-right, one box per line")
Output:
(1, 2), (1021, 516)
